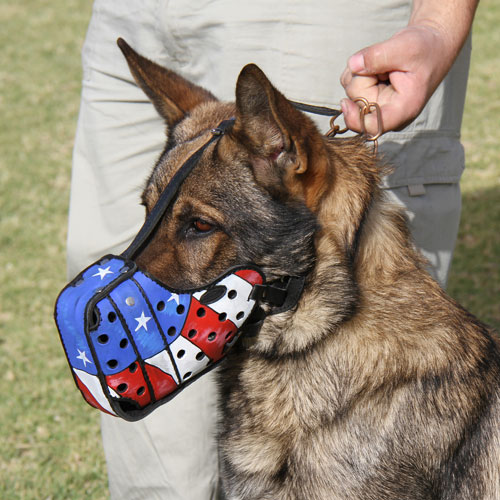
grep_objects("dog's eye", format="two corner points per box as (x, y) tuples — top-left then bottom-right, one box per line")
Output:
(192, 219), (214, 233)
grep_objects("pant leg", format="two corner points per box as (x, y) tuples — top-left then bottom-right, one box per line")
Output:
(68, 2), (220, 498)
(384, 183), (462, 288)
(100, 372), (220, 500)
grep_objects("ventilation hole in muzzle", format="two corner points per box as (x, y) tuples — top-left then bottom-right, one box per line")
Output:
(107, 359), (118, 369)
(184, 372), (192, 379)
(196, 307), (206, 318)
(176, 349), (185, 359)
(225, 331), (233, 340)
(208, 332), (216, 342)
(188, 329), (197, 339)
(167, 326), (176, 336)
(196, 352), (205, 361)
(176, 304), (185, 314)
(218, 313), (227, 322)
(129, 362), (137, 373)
(236, 311), (245, 320)
(137, 386), (145, 396)
(117, 383), (128, 393)
(156, 301), (165, 311)
(97, 334), (109, 344)
(119, 338), (128, 349)
(108, 312), (117, 323)
(228, 290), (237, 299)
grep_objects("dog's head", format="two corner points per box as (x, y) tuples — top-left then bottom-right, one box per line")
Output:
(54, 42), (389, 413)
(118, 40), (381, 320)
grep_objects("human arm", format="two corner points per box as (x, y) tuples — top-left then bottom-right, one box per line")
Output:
(340, 0), (479, 136)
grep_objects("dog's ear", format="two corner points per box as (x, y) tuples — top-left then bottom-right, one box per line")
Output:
(117, 38), (216, 127)
(233, 64), (329, 206)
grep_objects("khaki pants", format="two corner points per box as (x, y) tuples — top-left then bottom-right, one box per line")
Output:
(68, 1), (468, 498)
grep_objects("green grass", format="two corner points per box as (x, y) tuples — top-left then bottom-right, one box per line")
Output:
(0, 2), (106, 499)
(0, 1), (498, 498)
(447, 0), (500, 329)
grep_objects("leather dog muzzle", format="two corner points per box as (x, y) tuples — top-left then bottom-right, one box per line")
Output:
(55, 255), (264, 421)
(54, 118), (305, 420)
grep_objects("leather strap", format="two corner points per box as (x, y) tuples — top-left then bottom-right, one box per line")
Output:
(250, 275), (306, 315)
(290, 100), (341, 118)
(122, 118), (236, 260)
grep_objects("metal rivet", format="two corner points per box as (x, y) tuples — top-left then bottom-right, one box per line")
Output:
(125, 297), (135, 307)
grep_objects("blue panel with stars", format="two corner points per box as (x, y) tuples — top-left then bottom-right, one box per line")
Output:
(55, 256), (130, 376)
(133, 272), (190, 345)
(109, 279), (167, 359)
(89, 297), (137, 376)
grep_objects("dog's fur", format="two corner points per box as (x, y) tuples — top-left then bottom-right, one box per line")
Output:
(118, 38), (500, 499)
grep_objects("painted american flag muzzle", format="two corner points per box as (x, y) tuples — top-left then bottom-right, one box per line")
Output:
(54, 254), (264, 421)
(54, 119), (304, 420)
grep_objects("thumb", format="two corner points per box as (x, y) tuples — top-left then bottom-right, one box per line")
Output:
(348, 36), (407, 76)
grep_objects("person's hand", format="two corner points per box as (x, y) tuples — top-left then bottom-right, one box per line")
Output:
(340, 25), (455, 136)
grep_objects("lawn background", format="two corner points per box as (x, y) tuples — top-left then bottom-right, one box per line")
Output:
(0, 1), (498, 498)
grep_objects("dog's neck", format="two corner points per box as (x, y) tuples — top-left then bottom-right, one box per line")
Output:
(249, 139), (429, 357)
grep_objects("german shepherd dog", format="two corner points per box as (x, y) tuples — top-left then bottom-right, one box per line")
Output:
(117, 39), (500, 499)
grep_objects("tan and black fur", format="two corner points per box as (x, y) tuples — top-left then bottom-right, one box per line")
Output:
(117, 38), (500, 499)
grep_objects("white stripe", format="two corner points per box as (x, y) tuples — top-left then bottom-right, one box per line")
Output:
(144, 350), (179, 384)
(73, 368), (117, 415)
(169, 336), (210, 382)
(193, 274), (255, 327)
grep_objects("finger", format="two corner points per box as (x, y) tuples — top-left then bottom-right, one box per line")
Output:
(341, 98), (363, 134)
(341, 98), (385, 136)
(344, 74), (380, 103)
(342, 74), (383, 135)
(340, 66), (352, 89)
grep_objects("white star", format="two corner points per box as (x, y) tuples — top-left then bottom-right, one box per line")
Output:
(167, 293), (180, 306)
(76, 349), (92, 367)
(92, 266), (114, 280)
(134, 311), (152, 332)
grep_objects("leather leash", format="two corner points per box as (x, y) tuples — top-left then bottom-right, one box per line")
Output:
(291, 98), (382, 154)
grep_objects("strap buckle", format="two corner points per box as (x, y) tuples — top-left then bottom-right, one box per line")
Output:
(250, 275), (306, 315)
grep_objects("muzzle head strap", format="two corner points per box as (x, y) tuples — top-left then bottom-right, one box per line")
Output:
(122, 118), (236, 260)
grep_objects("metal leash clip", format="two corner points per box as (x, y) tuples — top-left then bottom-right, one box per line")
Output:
(326, 97), (382, 155)
(325, 115), (348, 138)
(354, 97), (383, 155)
